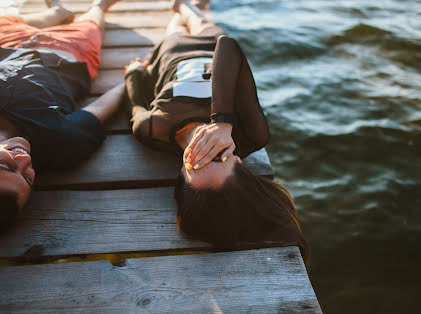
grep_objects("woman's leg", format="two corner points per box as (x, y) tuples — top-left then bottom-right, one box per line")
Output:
(17, 0), (74, 29)
(166, 12), (188, 36)
(172, 0), (218, 35)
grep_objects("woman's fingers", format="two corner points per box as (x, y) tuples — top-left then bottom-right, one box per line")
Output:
(194, 145), (221, 169)
(184, 126), (206, 159)
(183, 123), (235, 170)
(183, 126), (206, 162)
(221, 142), (235, 162)
(191, 138), (218, 169)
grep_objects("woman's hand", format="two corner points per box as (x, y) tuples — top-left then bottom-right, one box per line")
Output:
(124, 57), (149, 74)
(184, 122), (235, 170)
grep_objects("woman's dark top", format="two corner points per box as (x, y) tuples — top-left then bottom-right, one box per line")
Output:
(0, 47), (105, 171)
(125, 31), (269, 158)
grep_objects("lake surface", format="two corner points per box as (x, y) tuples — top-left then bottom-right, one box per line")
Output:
(212, 0), (421, 313)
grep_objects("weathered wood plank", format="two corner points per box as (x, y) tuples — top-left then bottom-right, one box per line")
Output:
(100, 47), (151, 70)
(35, 135), (273, 189)
(104, 12), (171, 29)
(0, 188), (208, 259)
(20, 1), (171, 14)
(102, 28), (165, 48)
(92, 69), (123, 94)
(0, 248), (321, 313)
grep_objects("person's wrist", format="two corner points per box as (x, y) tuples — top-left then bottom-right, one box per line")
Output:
(210, 113), (234, 127)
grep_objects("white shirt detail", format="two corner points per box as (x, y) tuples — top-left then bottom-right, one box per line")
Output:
(173, 57), (213, 98)
(173, 81), (212, 98)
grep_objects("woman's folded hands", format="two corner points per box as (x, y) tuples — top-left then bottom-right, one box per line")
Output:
(184, 122), (235, 170)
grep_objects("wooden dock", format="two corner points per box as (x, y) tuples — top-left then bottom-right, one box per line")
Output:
(0, 1), (321, 312)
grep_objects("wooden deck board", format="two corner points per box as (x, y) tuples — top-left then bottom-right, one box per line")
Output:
(20, 1), (171, 14)
(100, 47), (151, 69)
(0, 188), (209, 259)
(103, 28), (165, 48)
(0, 247), (321, 313)
(92, 69), (123, 94)
(104, 12), (171, 29)
(35, 135), (273, 189)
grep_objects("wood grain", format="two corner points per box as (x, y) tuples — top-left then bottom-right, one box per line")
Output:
(34, 134), (272, 189)
(20, 1), (171, 14)
(100, 47), (151, 69)
(104, 12), (171, 30)
(0, 188), (208, 259)
(102, 28), (165, 48)
(92, 69), (124, 94)
(0, 247), (321, 313)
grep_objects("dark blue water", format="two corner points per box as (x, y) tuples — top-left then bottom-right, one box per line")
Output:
(212, 0), (421, 312)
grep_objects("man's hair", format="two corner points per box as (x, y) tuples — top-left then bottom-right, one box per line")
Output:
(174, 162), (310, 264)
(0, 192), (19, 232)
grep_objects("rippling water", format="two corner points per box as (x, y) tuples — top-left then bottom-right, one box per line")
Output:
(212, 0), (421, 312)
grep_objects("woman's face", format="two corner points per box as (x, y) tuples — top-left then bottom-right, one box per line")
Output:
(182, 155), (242, 189)
(0, 137), (34, 209)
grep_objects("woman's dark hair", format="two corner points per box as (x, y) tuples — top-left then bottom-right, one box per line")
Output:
(174, 162), (310, 264)
(0, 192), (19, 233)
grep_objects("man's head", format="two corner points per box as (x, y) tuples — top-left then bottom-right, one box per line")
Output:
(0, 137), (34, 212)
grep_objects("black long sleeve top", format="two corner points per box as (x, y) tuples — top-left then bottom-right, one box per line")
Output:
(125, 33), (269, 158)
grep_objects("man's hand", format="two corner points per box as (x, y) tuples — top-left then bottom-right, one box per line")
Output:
(184, 122), (235, 170)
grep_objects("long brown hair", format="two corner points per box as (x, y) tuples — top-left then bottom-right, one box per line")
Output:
(174, 162), (310, 264)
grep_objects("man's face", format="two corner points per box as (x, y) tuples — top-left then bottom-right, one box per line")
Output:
(0, 137), (34, 209)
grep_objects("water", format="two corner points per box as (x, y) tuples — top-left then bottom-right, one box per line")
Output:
(211, 0), (421, 313)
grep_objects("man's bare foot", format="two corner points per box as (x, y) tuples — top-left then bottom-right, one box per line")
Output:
(92, 0), (121, 11)
(192, 0), (210, 10)
(45, 0), (74, 24)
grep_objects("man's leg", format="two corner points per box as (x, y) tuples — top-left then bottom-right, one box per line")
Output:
(75, 0), (120, 31)
(17, 0), (74, 29)
(172, 0), (218, 35)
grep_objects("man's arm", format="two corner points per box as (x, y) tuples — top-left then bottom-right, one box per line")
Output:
(82, 82), (125, 124)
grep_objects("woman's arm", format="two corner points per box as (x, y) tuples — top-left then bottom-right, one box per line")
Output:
(82, 83), (125, 124)
(211, 35), (243, 117)
(184, 35), (242, 169)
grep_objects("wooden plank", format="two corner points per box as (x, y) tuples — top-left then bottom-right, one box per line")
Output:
(105, 109), (131, 133)
(20, 1), (171, 14)
(92, 69), (123, 94)
(102, 28), (165, 48)
(0, 248), (321, 313)
(100, 47), (151, 70)
(104, 12), (171, 29)
(35, 135), (273, 189)
(0, 188), (208, 259)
